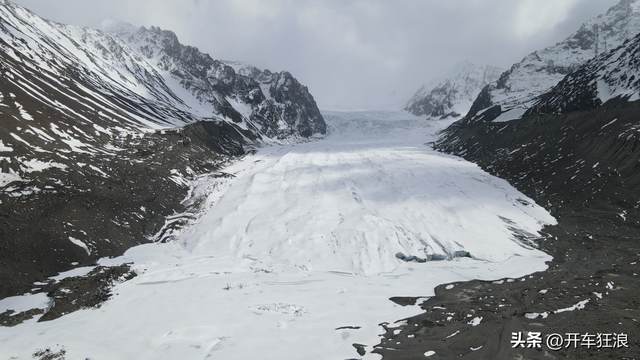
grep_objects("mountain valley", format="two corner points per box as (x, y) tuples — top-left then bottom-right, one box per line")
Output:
(1, 0), (640, 359)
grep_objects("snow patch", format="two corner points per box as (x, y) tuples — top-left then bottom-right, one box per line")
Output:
(14, 101), (33, 120)
(525, 312), (549, 319)
(601, 118), (617, 129)
(0, 140), (13, 152)
(0, 293), (50, 315)
(555, 299), (590, 314)
(19, 159), (67, 173)
(69, 237), (91, 255)
(50, 266), (96, 282)
(0, 172), (21, 187)
(446, 330), (460, 338)
(89, 165), (108, 177)
(492, 107), (528, 122)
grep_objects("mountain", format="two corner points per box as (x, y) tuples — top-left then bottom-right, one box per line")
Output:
(104, 24), (326, 138)
(223, 60), (326, 137)
(526, 31), (640, 115)
(0, 0), (325, 299)
(437, 1), (640, 208)
(427, 4), (640, 357)
(436, 36), (640, 212)
(404, 61), (503, 119)
(464, 0), (640, 123)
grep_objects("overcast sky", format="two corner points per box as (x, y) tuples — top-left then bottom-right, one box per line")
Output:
(11, 0), (620, 110)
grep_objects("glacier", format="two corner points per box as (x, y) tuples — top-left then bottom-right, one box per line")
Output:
(0, 111), (556, 359)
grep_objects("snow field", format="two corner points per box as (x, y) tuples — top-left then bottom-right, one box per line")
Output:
(0, 111), (555, 359)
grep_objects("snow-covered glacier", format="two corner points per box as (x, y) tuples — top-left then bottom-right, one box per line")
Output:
(0, 111), (556, 359)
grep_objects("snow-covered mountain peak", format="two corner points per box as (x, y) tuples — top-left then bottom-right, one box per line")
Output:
(451, 60), (474, 73)
(97, 18), (137, 35)
(404, 61), (503, 119)
(525, 31), (640, 115)
(0, 0), (327, 188)
(565, 0), (640, 56)
(465, 0), (640, 123)
(223, 60), (265, 78)
(448, 60), (494, 80)
(98, 22), (326, 137)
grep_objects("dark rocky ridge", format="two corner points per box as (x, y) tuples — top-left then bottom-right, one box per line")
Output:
(0, 115), (256, 300)
(373, 99), (640, 359)
(111, 25), (327, 138)
(0, 0), (325, 305)
(526, 32), (640, 116)
(227, 61), (327, 137)
(436, 99), (640, 214)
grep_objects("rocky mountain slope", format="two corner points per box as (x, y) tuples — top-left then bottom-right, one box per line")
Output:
(435, 0), (640, 253)
(417, 5), (640, 357)
(223, 60), (327, 137)
(405, 61), (503, 119)
(526, 31), (640, 115)
(435, 19), (640, 220)
(0, 0), (325, 300)
(105, 24), (326, 138)
(464, 0), (640, 123)
(429, 100), (640, 360)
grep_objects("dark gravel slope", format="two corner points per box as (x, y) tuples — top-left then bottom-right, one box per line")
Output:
(373, 100), (640, 359)
(0, 119), (255, 301)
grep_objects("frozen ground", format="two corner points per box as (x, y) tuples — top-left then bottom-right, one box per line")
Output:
(0, 111), (556, 359)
